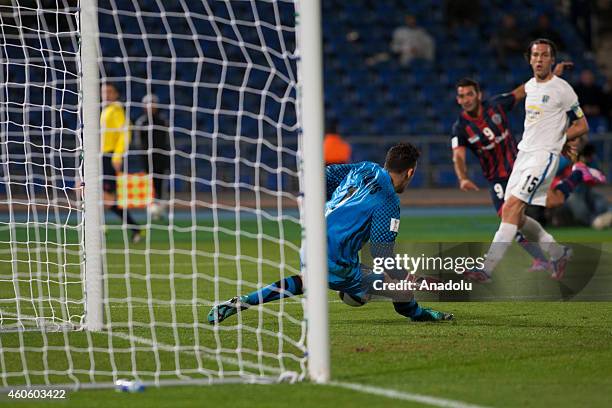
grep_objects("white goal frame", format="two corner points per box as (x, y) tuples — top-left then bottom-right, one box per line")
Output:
(77, 0), (330, 384)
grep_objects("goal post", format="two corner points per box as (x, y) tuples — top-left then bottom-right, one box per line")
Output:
(81, 0), (104, 332)
(297, 0), (330, 384)
(0, 0), (329, 388)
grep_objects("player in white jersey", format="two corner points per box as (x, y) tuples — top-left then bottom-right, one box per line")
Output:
(465, 39), (589, 283)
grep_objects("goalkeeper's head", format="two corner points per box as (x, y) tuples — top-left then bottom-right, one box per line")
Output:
(384, 142), (420, 193)
(101, 82), (120, 104)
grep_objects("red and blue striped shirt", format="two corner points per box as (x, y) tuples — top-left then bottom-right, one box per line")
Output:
(451, 93), (519, 181)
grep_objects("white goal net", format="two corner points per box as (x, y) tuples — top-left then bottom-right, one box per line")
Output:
(0, 0), (319, 388)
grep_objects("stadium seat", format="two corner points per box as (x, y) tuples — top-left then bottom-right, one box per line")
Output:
(12, 0), (608, 192)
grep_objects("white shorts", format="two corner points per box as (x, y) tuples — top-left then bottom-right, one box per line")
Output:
(505, 150), (559, 207)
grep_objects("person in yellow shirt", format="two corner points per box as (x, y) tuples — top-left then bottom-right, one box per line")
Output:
(100, 82), (141, 243)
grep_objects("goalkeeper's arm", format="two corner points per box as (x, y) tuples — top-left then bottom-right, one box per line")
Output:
(368, 202), (443, 294)
(368, 199), (407, 282)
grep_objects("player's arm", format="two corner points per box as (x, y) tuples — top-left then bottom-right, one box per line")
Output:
(565, 100), (589, 142)
(369, 199), (405, 281)
(452, 147), (478, 191)
(510, 84), (525, 102)
(325, 163), (358, 200)
(450, 124), (478, 191)
(553, 61), (573, 77)
(566, 116), (589, 141)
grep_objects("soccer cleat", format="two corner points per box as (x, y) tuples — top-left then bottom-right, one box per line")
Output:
(411, 307), (454, 322)
(207, 295), (250, 324)
(572, 162), (606, 186)
(528, 258), (551, 273)
(462, 269), (492, 283)
(550, 246), (573, 281)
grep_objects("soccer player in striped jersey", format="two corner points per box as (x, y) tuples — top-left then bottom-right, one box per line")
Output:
(208, 143), (453, 324)
(464, 39), (590, 282)
(451, 72), (585, 272)
(100, 83), (142, 244)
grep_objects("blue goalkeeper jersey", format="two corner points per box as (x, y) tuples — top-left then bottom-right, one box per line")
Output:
(325, 162), (400, 277)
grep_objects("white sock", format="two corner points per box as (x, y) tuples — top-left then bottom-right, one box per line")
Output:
(483, 222), (518, 274)
(520, 216), (564, 260)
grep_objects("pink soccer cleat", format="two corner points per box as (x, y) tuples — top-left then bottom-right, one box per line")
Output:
(462, 269), (492, 283)
(572, 162), (606, 186)
(550, 247), (573, 281)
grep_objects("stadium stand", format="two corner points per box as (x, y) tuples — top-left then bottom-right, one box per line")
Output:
(1, 0), (609, 193)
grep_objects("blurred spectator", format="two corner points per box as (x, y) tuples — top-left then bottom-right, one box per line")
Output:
(491, 14), (526, 67)
(134, 94), (170, 204)
(529, 14), (565, 51)
(574, 69), (607, 117)
(390, 14), (435, 66)
(445, 0), (481, 29)
(324, 123), (351, 165)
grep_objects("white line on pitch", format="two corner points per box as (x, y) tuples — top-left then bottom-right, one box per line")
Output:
(108, 332), (487, 408)
(329, 381), (490, 408)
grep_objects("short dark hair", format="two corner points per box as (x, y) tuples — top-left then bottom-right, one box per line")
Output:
(456, 78), (480, 93)
(525, 38), (557, 60)
(101, 81), (120, 95)
(384, 142), (420, 173)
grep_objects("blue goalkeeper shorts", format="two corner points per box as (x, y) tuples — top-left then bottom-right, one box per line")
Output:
(300, 247), (383, 298)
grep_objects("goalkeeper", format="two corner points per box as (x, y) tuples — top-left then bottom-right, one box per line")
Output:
(100, 83), (142, 244)
(208, 142), (453, 324)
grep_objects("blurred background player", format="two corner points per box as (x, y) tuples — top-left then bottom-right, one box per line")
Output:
(464, 39), (589, 283)
(562, 142), (611, 229)
(323, 121), (352, 165)
(208, 143), (453, 324)
(451, 72), (584, 272)
(134, 93), (170, 220)
(100, 82), (142, 244)
(532, 139), (611, 229)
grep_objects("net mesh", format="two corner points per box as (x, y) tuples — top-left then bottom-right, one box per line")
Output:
(0, 0), (306, 388)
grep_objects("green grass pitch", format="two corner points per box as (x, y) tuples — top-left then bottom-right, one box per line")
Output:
(1, 212), (611, 407)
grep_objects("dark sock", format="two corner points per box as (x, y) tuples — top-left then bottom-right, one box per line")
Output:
(393, 300), (422, 319)
(554, 170), (583, 199)
(515, 231), (547, 261)
(110, 205), (139, 232)
(245, 275), (303, 306)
